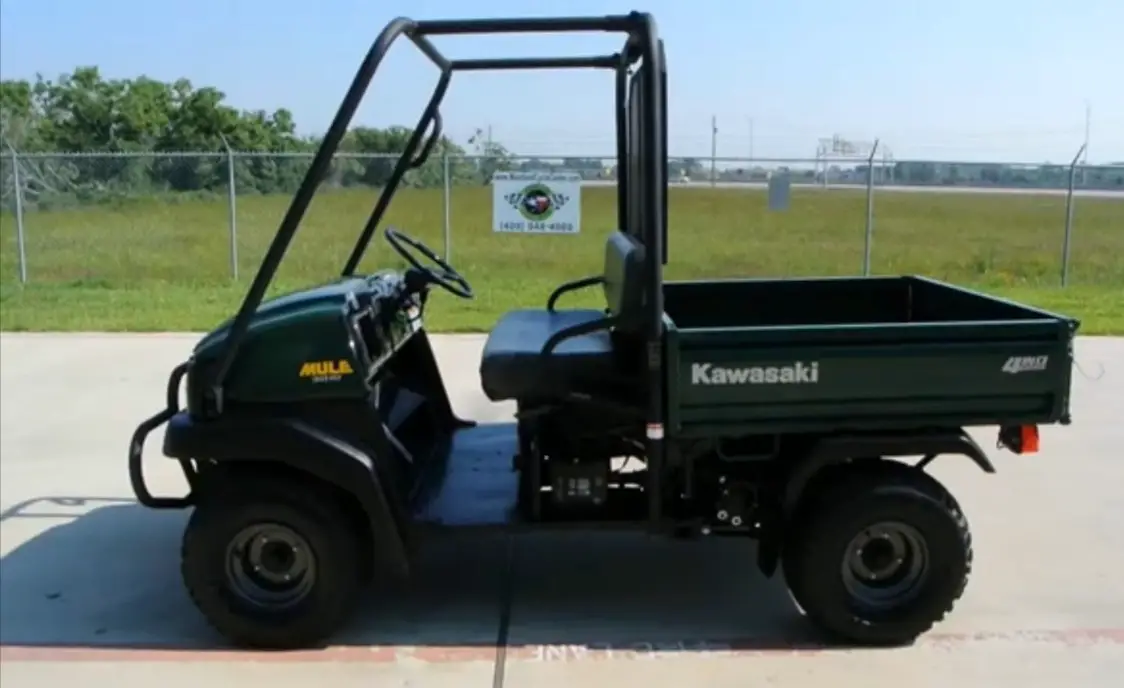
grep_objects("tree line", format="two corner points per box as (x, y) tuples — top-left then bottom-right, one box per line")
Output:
(2, 67), (1118, 208)
(0, 66), (521, 204)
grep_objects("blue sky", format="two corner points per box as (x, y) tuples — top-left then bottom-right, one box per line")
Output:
(1, 0), (1120, 163)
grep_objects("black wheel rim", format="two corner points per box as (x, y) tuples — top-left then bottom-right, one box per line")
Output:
(225, 523), (317, 610)
(840, 521), (929, 611)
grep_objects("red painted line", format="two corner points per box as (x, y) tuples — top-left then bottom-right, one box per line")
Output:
(1, 628), (1122, 664)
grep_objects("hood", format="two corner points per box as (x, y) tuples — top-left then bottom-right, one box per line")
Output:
(194, 278), (367, 355)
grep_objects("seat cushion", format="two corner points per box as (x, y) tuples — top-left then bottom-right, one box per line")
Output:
(480, 308), (615, 402)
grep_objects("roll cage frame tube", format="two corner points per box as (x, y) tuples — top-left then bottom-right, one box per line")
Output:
(206, 12), (668, 528)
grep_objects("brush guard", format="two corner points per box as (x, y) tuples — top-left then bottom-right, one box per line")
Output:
(128, 362), (199, 509)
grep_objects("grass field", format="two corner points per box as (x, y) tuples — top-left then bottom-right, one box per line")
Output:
(1, 185), (1122, 333)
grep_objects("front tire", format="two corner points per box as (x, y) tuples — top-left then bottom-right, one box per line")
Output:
(181, 479), (363, 650)
(783, 464), (972, 646)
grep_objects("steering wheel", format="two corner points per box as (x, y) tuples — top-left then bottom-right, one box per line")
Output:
(383, 227), (474, 299)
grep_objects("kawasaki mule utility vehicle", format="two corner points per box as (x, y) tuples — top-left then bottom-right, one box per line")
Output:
(129, 13), (1079, 650)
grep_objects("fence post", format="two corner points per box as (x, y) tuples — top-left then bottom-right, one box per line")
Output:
(219, 135), (239, 280)
(863, 139), (880, 276)
(442, 153), (452, 260)
(1061, 143), (1087, 287)
(7, 144), (28, 284)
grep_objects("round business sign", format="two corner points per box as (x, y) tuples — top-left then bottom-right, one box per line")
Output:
(515, 183), (556, 221)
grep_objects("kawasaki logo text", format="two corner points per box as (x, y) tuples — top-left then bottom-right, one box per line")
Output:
(690, 361), (820, 385)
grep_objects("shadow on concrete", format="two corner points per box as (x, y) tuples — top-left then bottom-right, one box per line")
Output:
(0, 497), (843, 658)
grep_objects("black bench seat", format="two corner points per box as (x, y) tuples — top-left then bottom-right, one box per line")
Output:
(478, 231), (645, 403)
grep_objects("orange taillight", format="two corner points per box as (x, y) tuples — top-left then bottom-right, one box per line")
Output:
(1020, 424), (1040, 454)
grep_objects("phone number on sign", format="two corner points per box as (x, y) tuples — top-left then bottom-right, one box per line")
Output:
(497, 221), (576, 233)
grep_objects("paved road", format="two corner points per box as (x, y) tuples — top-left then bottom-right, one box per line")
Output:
(1, 333), (1122, 687)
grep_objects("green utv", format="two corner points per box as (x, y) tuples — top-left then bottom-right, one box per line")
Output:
(129, 12), (1079, 650)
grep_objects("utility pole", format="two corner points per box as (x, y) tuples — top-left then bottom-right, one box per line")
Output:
(748, 117), (755, 160)
(710, 115), (718, 186)
(1083, 101), (1091, 161)
(1082, 101), (1091, 185)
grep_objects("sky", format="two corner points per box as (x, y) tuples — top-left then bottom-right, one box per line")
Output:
(1, 0), (1121, 164)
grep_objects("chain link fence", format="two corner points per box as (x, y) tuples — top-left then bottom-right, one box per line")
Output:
(1, 149), (1121, 288)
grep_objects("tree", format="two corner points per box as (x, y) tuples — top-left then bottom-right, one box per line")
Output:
(467, 127), (514, 183)
(331, 125), (466, 188)
(0, 67), (483, 205)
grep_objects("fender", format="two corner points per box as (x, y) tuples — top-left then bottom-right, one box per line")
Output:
(160, 411), (410, 576)
(781, 429), (994, 518)
(755, 428), (993, 577)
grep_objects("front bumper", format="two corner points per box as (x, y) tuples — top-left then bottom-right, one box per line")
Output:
(127, 361), (199, 509)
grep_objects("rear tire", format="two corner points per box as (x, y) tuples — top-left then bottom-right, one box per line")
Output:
(181, 478), (363, 650)
(782, 463), (972, 646)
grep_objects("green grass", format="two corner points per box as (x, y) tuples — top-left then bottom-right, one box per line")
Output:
(1, 186), (1122, 333)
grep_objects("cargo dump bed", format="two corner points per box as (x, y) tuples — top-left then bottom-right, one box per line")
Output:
(663, 275), (1078, 436)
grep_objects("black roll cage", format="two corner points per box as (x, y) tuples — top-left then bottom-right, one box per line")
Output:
(208, 12), (670, 524)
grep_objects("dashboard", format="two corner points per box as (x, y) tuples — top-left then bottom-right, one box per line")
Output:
(344, 270), (426, 380)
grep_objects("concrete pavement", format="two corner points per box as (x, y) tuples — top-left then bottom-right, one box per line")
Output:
(1, 333), (1122, 687)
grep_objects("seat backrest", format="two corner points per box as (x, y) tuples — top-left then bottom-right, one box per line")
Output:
(603, 231), (645, 328)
